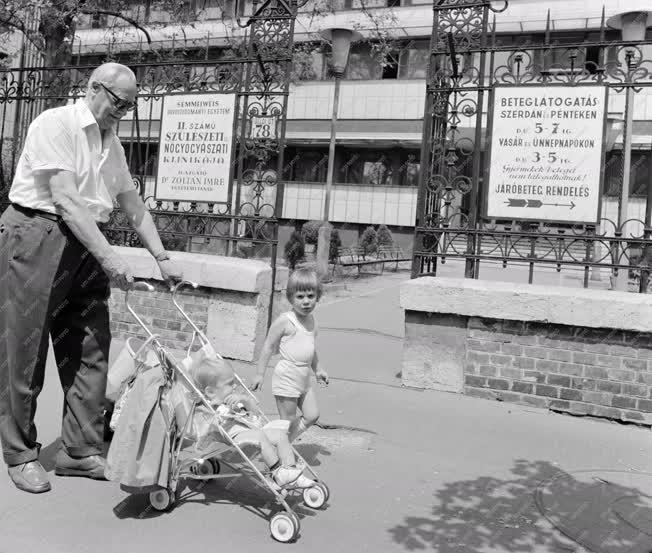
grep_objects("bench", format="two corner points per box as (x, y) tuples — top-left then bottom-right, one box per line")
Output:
(332, 246), (385, 278)
(377, 245), (411, 271)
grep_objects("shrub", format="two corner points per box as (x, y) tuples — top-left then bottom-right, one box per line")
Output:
(329, 228), (342, 262)
(359, 226), (378, 256)
(301, 220), (323, 245)
(160, 234), (188, 252)
(377, 224), (394, 247)
(284, 231), (305, 270)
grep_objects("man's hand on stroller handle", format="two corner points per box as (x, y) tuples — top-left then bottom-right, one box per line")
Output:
(156, 257), (183, 290)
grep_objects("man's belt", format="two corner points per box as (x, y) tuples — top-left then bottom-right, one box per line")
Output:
(11, 203), (62, 223)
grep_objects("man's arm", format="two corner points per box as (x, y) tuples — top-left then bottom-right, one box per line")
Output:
(116, 188), (165, 256)
(116, 189), (182, 286)
(50, 170), (133, 290)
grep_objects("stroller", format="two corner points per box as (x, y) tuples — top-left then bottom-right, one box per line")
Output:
(106, 280), (330, 543)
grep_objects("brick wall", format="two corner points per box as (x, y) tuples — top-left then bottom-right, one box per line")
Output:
(464, 317), (652, 424)
(109, 280), (285, 360)
(109, 281), (210, 352)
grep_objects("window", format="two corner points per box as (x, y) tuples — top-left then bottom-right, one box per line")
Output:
(90, 12), (108, 28)
(122, 142), (158, 177)
(292, 44), (325, 81)
(363, 160), (393, 185)
(604, 151), (650, 197)
(346, 44), (382, 80)
(399, 41), (429, 79)
(285, 149), (328, 183)
(400, 154), (420, 186)
(381, 51), (400, 79)
(340, 150), (399, 186)
(584, 46), (600, 74)
(533, 32), (620, 75)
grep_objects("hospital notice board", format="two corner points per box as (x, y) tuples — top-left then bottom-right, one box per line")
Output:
(155, 93), (236, 204)
(484, 85), (607, 224)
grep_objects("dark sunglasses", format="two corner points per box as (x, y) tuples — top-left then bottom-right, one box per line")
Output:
(98, 82), (136, 112)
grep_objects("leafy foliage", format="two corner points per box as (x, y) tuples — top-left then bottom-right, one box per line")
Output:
(284, 230), (305, 270)
(301, 220), (324, 246)
(329, 228), (342, 262)
(377, 224), (394, 247)
(359, 225), (378, 256)
(0, 0), (229, 66)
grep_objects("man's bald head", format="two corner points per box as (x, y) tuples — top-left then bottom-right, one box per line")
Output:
(85, 62), (138, 130)
(87, 63), (137, 95)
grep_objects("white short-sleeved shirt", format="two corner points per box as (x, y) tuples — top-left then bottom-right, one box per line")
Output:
(9, 100), (135, 223)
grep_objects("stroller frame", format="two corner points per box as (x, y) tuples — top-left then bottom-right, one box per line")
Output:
(120, 280), (329, 542)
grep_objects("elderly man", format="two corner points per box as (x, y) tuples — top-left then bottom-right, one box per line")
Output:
(0, 63), (182, 493)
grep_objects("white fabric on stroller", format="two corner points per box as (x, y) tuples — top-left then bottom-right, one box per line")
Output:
(105, 362), (173, 493)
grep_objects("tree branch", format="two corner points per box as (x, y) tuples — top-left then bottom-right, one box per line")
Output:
(0, 14), (44, 52)
(79, 8), (152, 44)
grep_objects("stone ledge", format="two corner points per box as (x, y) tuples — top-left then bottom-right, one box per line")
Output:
(112, 246), (288, 293)
(400, 277), (652, 333)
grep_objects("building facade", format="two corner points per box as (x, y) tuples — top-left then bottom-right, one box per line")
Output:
(70, 0), (652, 254)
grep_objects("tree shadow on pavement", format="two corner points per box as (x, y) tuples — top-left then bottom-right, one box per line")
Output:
(388, 459), (652, 553)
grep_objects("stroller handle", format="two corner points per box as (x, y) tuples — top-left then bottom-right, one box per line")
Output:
(171, 281), (205, 339)
(125, 280), (156, 338)
(132, 281), (155, 292)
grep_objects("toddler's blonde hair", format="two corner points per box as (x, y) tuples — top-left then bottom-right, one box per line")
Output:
(286, 267), (322, 301)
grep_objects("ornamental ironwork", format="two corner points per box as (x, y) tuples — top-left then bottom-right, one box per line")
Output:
(0, 0), (297, 277)
(413, 0), (652, 292)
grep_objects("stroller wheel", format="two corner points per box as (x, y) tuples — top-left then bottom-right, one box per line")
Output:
(302, 483), (328, 509)
(191, 458), (220, 477)
(269, 511), (300, 543)
(149, 488), (174, 511)
(209, 458), (221, 475)
(318, 480), (330, 502)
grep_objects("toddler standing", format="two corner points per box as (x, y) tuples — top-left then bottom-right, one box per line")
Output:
(251, 268), (328, 442)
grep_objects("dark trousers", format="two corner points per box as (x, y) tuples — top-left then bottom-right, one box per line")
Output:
(0, 205), (111, 466)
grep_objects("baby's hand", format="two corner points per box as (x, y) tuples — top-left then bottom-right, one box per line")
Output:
(224, 393), (246, 410)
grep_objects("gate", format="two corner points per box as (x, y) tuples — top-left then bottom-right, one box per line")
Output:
(0, 0), (299, 324)
(413, 0), (652, 292)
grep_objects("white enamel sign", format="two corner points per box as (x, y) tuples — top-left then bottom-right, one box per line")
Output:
(155, 93), (236, 203)
(486, 86), (607, 224)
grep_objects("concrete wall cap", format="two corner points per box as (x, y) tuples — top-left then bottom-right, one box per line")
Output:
(112, 246), (288, 293)
(400, 277), (652, 333)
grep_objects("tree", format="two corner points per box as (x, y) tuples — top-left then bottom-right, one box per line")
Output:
(0, 0), (235, 68)
(301, 220), (324, 246)
(377, 224), (394, 247)
(329, 227), (342, 262)
(284, 230), (305, 270)
(359, 225), (378, 257)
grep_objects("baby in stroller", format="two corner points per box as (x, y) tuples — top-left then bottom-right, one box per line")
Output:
(171, 348), (314, 489)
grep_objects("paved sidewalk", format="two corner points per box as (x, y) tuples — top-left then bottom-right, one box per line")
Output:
(0, 266), (651, 552)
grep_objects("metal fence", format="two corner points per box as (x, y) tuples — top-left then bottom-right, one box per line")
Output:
(412, 0), (652, 292)
(0, 1), (298, 295)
